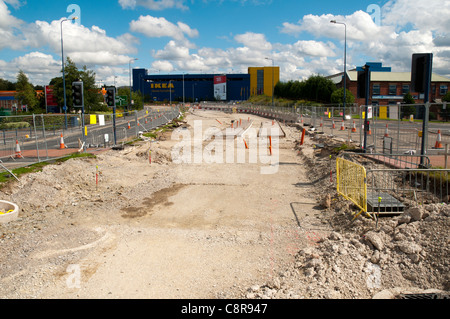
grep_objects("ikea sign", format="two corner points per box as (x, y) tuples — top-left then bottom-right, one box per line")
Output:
(151, 83), (175, 89)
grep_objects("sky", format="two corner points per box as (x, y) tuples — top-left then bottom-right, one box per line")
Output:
(0, 0), (449, 87)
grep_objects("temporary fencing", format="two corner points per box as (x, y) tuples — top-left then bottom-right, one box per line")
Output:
(337, 151), (450, 219)
(336, 156), (370, 220)
(0, 106), (181, 172)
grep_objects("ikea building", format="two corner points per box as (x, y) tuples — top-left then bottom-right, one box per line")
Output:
(132, 66), (279, 103)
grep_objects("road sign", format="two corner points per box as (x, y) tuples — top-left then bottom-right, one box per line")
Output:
(116, 96), (128, 107)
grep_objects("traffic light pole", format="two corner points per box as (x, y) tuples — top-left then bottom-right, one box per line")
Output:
(420, 54), (433, 166)
(363, 65), (370, 152)
(113, 105), (117, 146)
(105, 87), (117, 146)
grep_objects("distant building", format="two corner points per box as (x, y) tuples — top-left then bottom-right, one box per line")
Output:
(0, 91), (17, 110)
(248, 66), (280, 97)
(327, 62), (450, 106)
(0, 90), (44, 113)
(132, 66), (280, 103)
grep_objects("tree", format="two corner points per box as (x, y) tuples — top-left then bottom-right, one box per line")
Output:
(50, 57), (102, 113)
(443, 91), (450, 102)
(0, 78), (16, 90)
(331, 88), (355, 104)
(274, 76), (336, 103)
(402, 93), (416, 119)
(439, 92), (450, 121)
(15, 70), (38, 111)
(302, 76), (336, 103)
(117, 87), (143, 111)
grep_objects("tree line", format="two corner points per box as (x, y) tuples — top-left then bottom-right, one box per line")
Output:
(1, 57), (143, 114)
(274, 75), (355, 104)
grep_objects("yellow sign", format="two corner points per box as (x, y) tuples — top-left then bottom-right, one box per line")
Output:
(151, 83), (175, 89)
(90, 115), (97, 125)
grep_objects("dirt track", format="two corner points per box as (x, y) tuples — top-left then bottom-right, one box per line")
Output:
(1, 108), (448, 300)
(0, 109), (325, 298)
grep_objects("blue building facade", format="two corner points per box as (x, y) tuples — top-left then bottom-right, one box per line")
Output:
(133, 69), (251, 103)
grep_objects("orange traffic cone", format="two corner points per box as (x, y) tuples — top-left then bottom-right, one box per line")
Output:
(15, 140), (23, 158)
(435, 130), (443, 149)
(59, 134), (65, 149)
(332, 119), (336, 129)
(352, 121), (357, 133)
(320, 117), (323, 127)
(385, 124), (389, 137)
(340, 120), (345, 131)
(127, 121), (131, 129)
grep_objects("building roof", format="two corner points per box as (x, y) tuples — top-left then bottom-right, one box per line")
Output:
(346, 71), (450, 83)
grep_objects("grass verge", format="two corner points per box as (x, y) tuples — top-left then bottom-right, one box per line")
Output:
(0, 153), (96, 188)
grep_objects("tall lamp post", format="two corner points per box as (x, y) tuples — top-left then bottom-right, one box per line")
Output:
(129, 58), (138, 112)
(330, 20), (347, 119)
(265, 57), (275, 107)
(169, 80), (173, 105)
(61, 16), (78, 128)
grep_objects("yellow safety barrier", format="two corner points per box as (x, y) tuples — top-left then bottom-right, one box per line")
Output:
(336, 157), (373, 221)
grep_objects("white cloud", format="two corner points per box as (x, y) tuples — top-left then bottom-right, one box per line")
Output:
(234, 32), (272, 51)
(277, 1), (450, 78)
(153, 40), (191, 60)
(3, 0), (23, 9)
(383, 0), (450, 34)
(130, 15), (198, 41)
(119, 0), (188, 11)
(289, 40), (336, 57)
(0, 52), (61, 85)
(0, 0), (24, 50)
(151, 60), (174, 72)
(17, 19), (139, 67)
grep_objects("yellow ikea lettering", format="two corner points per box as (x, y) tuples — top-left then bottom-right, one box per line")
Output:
(150, 83), (174, 89)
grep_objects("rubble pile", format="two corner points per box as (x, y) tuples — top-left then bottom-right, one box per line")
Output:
(237, 131), (450, 299)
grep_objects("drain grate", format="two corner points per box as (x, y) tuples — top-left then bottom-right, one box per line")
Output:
(398, 293), (450, 299)
(367, 192), (405, 214)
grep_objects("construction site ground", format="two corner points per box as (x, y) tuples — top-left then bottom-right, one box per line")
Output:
(0, 108), (448, 300)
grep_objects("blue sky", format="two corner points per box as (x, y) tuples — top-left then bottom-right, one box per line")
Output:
(0, 0), (448, 86)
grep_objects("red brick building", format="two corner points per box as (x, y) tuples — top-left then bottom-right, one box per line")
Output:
(328, 63), (450, 119)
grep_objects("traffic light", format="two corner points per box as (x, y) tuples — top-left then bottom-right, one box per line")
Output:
(357, 66), (370, 99)
(72, 81), (84, 107)
(364, 120), (370, 132)
(411, 53), (433, 93)
(105, 87), (116, 107)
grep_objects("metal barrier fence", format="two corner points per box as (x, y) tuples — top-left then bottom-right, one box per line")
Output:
(336, 156), (369, 220)
(192, 102), (450, 217)
(0, 106), (181, 171)
(337, 151), (450, 219)
(294, 103), (450, 156)
(197, 102), (450, 159)
(366, 169), (449, 213)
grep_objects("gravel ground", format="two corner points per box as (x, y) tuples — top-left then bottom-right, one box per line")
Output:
(0, 109), (448, 299)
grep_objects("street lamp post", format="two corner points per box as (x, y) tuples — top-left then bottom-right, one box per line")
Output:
(183, 73), (185, 106)
(330, 20), (347, 119)
(169, 80), (173, 105)
(265, 57), (275, 107)
(60, 16), (78, 128)
(129, 58), (138, 112)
